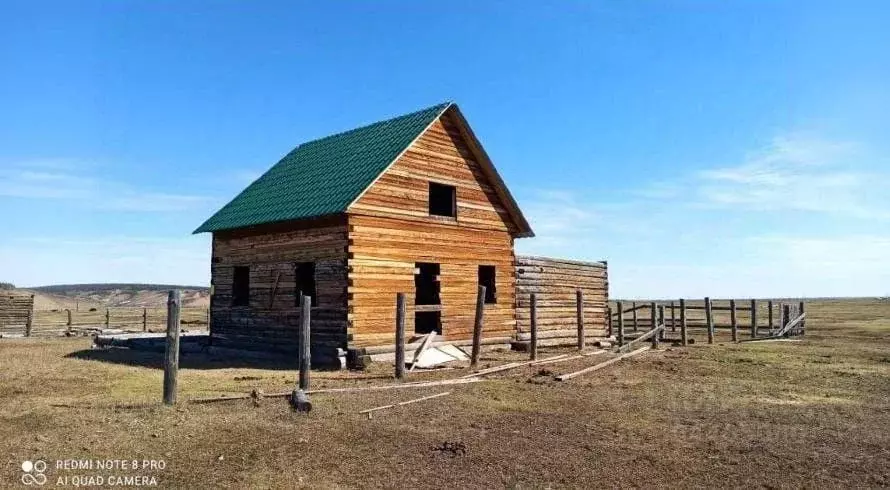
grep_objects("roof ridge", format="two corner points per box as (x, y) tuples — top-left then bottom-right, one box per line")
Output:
(294, 101), (452, 150)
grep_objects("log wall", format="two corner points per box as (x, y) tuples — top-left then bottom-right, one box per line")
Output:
(210, 217), (348, 354)
(347, 110), (519, 347)
(0, 293), (33, 335)
(515, 256), (609, 336)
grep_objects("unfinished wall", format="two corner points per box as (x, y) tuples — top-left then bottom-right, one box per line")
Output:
(0, 293), (33, 336)
(346, 110), (518, 348)
(209, 216), (348, 355)
(515, 256), (609, 337)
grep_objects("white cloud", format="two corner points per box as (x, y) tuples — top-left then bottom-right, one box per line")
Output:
(0, 160), (212, 212)
(694, 134), (890, 219)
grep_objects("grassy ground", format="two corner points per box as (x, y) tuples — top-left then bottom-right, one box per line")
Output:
(1, 298), (888, 488)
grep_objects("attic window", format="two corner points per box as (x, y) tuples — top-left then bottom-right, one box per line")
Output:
(295, 262), (317, 307)
(478, 265), (497, 304)
(428, 182), (456, 218)
(232, 266), (250, 307)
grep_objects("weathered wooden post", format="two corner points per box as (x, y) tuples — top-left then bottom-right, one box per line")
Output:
(470, 285), (486, 368)
(750, 299), (758, 338)
(650, 302), (659, 349)
(395, 293), (406, 379)
(782, 303), (791, 336)
(529, 293), (538, 361)
(299, 295), (311, 391)
(767, 300), (774, 334)
(631, 301), (638, 332)
(798, 301), (806, 336)
(25, 296), (34, 337)
(576, 288), (585, 350)
(606, 305), (613, 338)
(779, 302), (786, 332)
(680, 299), (688, 346)
(616, 301), (625, 346)
(105, 308), (110, 328)
(289, 294), (313, 412)
(658, 305), (665, 341)
(670, 301), (676, 332)
(163, 290), (181, 405)
(705, 297), (714, 344)
(66, 309), (72, 328)
(729, 299), (738, 342)
(142, 308), (148, 332)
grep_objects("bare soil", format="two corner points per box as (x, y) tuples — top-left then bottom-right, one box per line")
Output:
(1, 298), (888, 488)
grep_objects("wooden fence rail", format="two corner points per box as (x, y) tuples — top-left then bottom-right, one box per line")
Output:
(20, 307), (209, 335)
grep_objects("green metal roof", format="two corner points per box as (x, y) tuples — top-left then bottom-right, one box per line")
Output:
(194, 102), (452, 234)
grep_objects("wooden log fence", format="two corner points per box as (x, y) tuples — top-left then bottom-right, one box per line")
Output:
(20, 306), (210, 335)
(608, 298), (807, 343)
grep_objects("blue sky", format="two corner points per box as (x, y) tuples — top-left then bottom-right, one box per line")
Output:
(2, 1), (888, 297)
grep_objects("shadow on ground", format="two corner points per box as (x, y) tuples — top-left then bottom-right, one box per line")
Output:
(64, 347), (305, 371)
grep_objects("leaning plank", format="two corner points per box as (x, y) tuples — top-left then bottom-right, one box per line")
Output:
(615, 326), (664, 353)
(555, 347), (650, 381)
(359, 391), (451, 416)
(774, 313), (806, 337)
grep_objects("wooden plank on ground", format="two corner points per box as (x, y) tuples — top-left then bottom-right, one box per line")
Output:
(555, 346), (650, 381)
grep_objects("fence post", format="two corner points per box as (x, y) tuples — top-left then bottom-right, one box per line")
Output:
(750, 299), (757, 338)
(680, 299), (688, 346)
(670, 301), (676, 332)
(650, 302), (659, 349)
(631, 301), (638, 332)
(576, 289), (585, 350)
(616, 301), (625, 346)
(729, 299), (738, 342)
(470, 285), (486, 368)
(658, 305), (665, 338)
(530, 293), (538, 360)
(163, 290), (181, 405)
(105, 308), (110, 328)
(142, 308), (147, 332)
(798, 301), (806, 336)
(299, 295), (312, 390)
(782, 304), (791, 336)
(25, 296), (34, 337)
(606, 305), (612, 338)
(705, 297), (714, 344)
(66, 309), (72, 328)
(767, 300), (774, 334)
(395, 293), (406, 380)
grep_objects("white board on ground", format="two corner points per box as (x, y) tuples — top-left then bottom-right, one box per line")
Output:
(412, 344), (470, 369)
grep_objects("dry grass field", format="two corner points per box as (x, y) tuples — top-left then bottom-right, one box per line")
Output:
(1, 298), (888, 488)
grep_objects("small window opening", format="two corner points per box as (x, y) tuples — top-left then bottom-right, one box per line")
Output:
(295, 262), (317, 306)
(232, 266), (250, 307)
(428, 182), (456, 217)
(478, 265), (497, 304)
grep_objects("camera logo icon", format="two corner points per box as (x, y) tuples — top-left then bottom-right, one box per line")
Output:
(21, 460), (47, 486)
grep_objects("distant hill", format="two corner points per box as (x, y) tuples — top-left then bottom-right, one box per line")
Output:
(20, 284), (210, 310)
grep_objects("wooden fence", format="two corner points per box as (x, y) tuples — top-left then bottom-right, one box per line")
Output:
(20, 307), (209, 336)
(0, 293), (34, 336)
(608, 298), (806, 343)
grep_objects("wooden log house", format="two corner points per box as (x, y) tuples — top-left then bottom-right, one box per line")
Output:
(195, 102), (608, 366)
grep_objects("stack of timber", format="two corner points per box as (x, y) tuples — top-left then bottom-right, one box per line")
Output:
(514, 256), (608, 348)
(0, 293), (33, 337)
